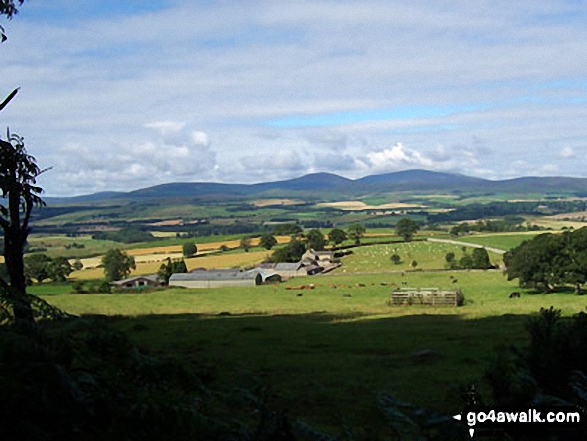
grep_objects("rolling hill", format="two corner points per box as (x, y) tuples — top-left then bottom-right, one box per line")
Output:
(45, 169), (587, 204)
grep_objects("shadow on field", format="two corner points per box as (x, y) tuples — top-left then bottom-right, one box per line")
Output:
(95, 311), (537, 436)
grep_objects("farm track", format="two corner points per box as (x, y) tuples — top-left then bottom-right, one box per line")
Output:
(426, 238), (506, 254)
(330, 268), (502, 276)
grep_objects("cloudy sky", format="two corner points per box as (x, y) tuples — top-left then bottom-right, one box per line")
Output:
(2, 0), (587, 196)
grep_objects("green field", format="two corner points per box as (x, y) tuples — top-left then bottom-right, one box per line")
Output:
(26, 226), (587, 437)
(37, 267), (587, 435)
(452, 232), (547, 251)
(340, 241), (503, 273)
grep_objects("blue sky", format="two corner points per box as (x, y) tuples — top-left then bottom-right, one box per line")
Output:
(2, 0), (587, 195)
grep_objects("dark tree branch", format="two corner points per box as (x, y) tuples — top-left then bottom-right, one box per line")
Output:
(0, 87), (19, 112)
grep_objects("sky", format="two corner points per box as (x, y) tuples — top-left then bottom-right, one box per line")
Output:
(2, 0), (587, 196)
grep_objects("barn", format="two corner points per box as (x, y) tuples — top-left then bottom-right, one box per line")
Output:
(169, 269), (263, 288)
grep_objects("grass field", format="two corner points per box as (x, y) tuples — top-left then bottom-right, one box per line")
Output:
(452, 232), (548, 251)
(340, 241), (503, 272)
(38, 268), (587, 434)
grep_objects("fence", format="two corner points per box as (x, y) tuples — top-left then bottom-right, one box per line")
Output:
(390, 287), (462, 306)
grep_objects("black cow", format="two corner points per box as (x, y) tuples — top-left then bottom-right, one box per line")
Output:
(509, 292), (521, 298)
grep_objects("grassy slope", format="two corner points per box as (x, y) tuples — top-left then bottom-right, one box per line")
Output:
(451, 232), (547, 251)
(340, 241), (503, 272)
(35, 229), (587, 436)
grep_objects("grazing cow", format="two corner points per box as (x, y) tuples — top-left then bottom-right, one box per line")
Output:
(297, 293), (303, 297)
(509, 292), (521, 298)
(452, 279), (458, 284)
(342, 293), (352, 298)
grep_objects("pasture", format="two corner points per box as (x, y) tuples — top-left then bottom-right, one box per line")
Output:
(37, 268), (587, 435)
(340, 241), (503, 273)
(452, 232), (548, 251)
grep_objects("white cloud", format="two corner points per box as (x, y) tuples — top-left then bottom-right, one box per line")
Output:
(361, 143), (434, 171)
(560, 146), (576, 158)
(6, 0), (587, 195)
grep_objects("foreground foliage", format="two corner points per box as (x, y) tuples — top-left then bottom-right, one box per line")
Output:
(482, 307), (587, 439)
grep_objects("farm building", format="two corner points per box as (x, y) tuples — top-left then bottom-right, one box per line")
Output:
(302, 249), (334, 264)
(110, 274), (161, 289)
(169, 269), (264, 288)
(274, 262), (306, 279)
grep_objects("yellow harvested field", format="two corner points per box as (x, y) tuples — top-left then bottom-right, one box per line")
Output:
(547, 211), (587, 220)
(251, 199), (302, 207)
(150, 231), (182, 237)
(70, 249), (272, 280)
(317, 201), (424, 210)
(148, 219), (184, 227)
(126, 246), (182, 255)
(531, 219), (587, 230)
(184, 250), (271, 271)
(72, 236), (291, 272)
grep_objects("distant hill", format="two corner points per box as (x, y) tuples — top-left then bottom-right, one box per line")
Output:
(355, 169), (490, 190)
(46, 169), (587, 204)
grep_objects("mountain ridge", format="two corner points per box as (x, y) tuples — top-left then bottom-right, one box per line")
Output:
(44, 169), (587, 204)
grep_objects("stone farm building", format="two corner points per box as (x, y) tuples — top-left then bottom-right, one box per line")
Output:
(169, 269), (265, 288)
(302, 249), (334, 265)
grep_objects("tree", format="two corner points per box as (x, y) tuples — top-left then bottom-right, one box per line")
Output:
(1, 1), (24, 112)
(305, 228), (326, 251)
(72, 259), (83, 271)
(0, 1), (23, 20)
(410, 260), (418, 270)
(272, 238), (306, 263)
(24, 253), (51, 283)
(391, 254), (401, 265)
(328, 227), (347, 247)
(459, 253), (473, 270)
(47, 256), (73, 282)
(182, 242), (197, 258)
(347, 223), (366, 245)
(471, 247), (492, 270)
(395, 218), (419, 242)
(259, 233), (277, 250)
(158, 257), (188, 284)
(240, 236), (252, 252)
(0, 133), (46, 325)
(504, 233), (566, 292)
(272, 223), (302, 236)
(101, 249), (136, 282)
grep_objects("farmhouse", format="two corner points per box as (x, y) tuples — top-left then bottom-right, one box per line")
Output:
(302, 249), (334, 264)
(169, 269), (263, 288)
(110, 274), (161, 289)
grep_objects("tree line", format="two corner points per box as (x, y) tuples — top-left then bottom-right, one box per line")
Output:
(505, 227), (587, 293)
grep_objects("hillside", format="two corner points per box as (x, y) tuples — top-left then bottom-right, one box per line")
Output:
(45, 169), (587, 204)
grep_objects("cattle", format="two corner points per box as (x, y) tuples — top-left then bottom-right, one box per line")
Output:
(509, 292), (521, 298)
